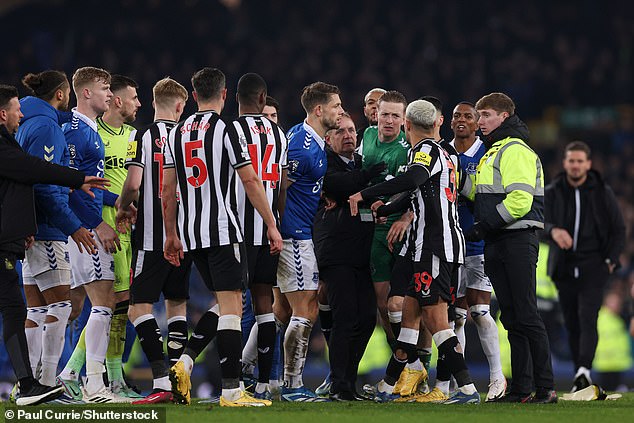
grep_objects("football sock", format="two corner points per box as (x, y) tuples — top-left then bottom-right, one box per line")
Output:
(283, 316), (313, 389)
(183, 305), (219, 361)
(433, 329), (473, 389)
(470, 304), (504, 380)
(25, 306), (47, 378)
(217, 315), (242, 390)
(106, 300), (128, 383)
(453, 307), (467, 354)
(59, 327), (86, 381)
(167, 316), (188, 364)
(255, 313), (276, 383)
(40, 301), (71, 386)
(241, 322), (258, 371)
(133, 314), (168, 380)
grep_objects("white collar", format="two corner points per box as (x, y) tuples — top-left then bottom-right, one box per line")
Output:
(71, 108), (98, 132)
(303, 121), (325, 150)
(339, 154), (353, 164)
(450, 136), (483, 157)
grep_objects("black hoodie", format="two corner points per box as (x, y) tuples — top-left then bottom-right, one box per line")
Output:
(544, 169), (625, 280)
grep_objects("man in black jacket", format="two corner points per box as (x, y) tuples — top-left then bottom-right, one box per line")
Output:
(0, 85), (108, 405)
(313, 112), (384, 401)
(544, 140), (625, 392)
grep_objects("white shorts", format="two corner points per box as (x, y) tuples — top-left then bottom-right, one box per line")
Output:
(276, 239), (319, 293)
(68, 230), (115, 288)
(22, 241), (71, 290)
(456, 254), (492, 298)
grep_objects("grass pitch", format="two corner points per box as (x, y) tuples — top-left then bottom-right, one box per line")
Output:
(154, 393), (633, 423)
(3, 393), (633, 423)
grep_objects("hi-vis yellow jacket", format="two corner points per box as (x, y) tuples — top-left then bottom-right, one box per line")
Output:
(461, 136), (544, 232)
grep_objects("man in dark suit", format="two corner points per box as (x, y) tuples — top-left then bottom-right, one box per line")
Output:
(313, 112), (385, 401)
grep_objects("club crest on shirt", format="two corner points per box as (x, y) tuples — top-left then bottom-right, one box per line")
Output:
(289, 159), (299, 174)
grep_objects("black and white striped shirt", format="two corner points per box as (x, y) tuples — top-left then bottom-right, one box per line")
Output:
(403, 138), (465, 264)
(125, 120), (175, 251)
(232, 115), (288, 246)
(164, 111), (251, 251)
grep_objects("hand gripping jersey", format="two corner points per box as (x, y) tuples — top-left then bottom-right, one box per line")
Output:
(280, 122), (327, 240)
(359, 126), (409, 225)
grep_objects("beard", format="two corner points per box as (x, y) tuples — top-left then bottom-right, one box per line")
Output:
(323, 115), (339, 131)
(123, 110), (137, 124)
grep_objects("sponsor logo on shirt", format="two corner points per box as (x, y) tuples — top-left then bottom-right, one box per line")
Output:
(413, 152), (431, 166)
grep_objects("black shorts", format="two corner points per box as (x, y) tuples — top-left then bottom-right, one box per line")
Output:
(246, 244), (279, 286)
(190, 243), (248, 292)
(130, 250), (192, 304)
(388, 253), (412, 298)
(406, 252), (455, 307)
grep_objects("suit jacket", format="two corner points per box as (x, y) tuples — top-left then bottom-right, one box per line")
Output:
(313, 147), (374, 269)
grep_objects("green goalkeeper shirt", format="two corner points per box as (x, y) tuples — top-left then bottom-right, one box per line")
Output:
(97, 117), (135, 241)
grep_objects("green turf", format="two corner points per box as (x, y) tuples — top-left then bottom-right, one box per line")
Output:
(3, 393), (634, 423)
(164, 394), (634, 423)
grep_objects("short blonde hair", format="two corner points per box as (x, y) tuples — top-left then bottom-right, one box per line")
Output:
(72, 66), (110, 93)
(153, 77), (188, 108)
